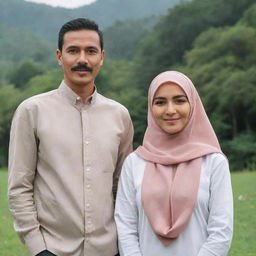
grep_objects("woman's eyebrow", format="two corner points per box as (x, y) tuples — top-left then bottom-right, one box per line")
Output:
(153, 96), (165, 100)
(173, 95), (187, 99)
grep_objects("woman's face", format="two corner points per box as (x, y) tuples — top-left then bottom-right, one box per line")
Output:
(152, 82), (191, 135)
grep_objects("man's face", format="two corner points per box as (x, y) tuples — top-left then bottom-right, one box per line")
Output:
(56, 29), (105, 89)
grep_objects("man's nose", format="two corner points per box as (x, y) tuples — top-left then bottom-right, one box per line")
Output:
(78, 51), (88, 64)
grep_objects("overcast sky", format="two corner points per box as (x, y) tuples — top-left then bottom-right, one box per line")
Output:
(24, 0), (96, 8)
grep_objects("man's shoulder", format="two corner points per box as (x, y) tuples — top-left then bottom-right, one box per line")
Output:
(18, 89), (58, 110)
(96, 93), (129, 113)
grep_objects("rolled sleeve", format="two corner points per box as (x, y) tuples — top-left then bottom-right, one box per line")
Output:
(8, 103), (46, 255)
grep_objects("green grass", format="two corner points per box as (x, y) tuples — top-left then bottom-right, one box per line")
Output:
(229, 171), (256, 256)
(0, 169), (28, 255)
(0, 169), (255, 256)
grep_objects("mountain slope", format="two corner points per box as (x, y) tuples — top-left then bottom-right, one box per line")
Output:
(0, 0), (180, 42)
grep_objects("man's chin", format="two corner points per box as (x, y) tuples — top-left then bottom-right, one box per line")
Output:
(73, 79), (93, 87)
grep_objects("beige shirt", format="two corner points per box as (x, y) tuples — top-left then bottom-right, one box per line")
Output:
(8, 81), (133, 256)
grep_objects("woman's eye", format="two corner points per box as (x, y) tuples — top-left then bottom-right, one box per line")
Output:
(175, 98), (188, 104)
(176, 99), (186, 103)
(154, 100), (165, 106)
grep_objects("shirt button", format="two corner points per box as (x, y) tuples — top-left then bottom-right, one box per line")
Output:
(87, 219), (92, 224)
(85, 141), (89, 145)
(86, 168), (90, 172)
(86, 203), (90, 208)
(86, 184), (91, 188)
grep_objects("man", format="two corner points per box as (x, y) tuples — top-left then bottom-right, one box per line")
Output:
(8, 18), (133, 256)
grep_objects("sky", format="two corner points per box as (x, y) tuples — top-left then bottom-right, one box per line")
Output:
(24, 0), (96, 8)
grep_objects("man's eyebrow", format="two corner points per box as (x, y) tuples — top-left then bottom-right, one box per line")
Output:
(65, 45), (78, 50)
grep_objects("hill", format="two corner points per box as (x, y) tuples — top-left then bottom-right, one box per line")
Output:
(0, 0), (180, 42)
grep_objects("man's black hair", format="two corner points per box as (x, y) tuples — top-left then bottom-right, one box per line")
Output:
(58, 18), (103, 51)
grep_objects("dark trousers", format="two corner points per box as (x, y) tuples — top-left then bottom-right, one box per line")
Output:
(36, 250), (119, 256)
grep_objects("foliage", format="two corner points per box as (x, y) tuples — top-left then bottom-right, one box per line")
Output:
(104, 16), (160, 60)
(133, 0), (256, 89)
(239, 3), (256, 28)
(223, 133), (256, 171)
(0, 25), (55, 86)
(0, 0), (180, 42)
(176, 21), (256, 169)
(0, 85), (22, 166)
(7, 59), (44, 89)
(0, 24), (53, 63)
(97, 60), (147, 146)
(0, 0), (256, 168)
(22, 69), (63, 97)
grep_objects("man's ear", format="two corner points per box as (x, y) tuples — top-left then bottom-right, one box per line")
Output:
(56, 49), (62, 66)
(100, 50), (106, 66)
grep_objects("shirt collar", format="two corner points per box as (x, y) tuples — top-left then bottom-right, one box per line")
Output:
(58, 81), (97, 106)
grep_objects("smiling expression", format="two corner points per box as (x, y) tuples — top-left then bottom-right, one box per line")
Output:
(152, 82), (191, 135)
(56, 29), (105, 90)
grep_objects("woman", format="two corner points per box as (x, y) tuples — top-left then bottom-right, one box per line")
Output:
(115, 71), (233, 256)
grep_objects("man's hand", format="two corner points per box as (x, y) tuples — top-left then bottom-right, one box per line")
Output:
(35, 250), (56, 256)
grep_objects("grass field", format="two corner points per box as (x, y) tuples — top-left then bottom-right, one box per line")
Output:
(0, 169), (255, 256)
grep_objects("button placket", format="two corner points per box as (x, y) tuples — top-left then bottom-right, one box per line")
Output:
(81, 109), (94, 236)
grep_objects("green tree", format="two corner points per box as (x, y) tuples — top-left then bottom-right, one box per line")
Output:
(239, 3), (256, 27)
(23, 69), (63, 97)
(133, 0), (256, 91)
(97, 60), (147, 146)
(175, 18), (256, 169)
(0, 85), (22, 166)
(8, 59), (44, 89)
(104, 16), (159, 60)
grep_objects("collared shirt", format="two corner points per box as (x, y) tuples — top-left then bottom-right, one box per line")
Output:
(115, 152), (233, 256)
(8, 81), (134, 256)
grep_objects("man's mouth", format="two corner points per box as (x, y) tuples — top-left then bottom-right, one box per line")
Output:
(71, 65), (93, 72)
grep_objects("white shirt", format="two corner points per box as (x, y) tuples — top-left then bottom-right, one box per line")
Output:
(115, 152), (233, 256)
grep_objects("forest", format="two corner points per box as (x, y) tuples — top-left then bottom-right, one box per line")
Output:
(0, 0), (256, 171)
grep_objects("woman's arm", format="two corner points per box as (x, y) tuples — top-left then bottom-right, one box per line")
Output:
(115, 156), (142, 256)
(198, 157), (233, 256)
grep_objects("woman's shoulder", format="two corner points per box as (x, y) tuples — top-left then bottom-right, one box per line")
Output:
(124, 151), (147, 166)
(202, 152), (230, 175)
(203, 152), (227, 163)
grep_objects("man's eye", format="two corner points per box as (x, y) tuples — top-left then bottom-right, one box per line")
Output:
(67, 49), (77, 54)
(87, 49), (97, 55)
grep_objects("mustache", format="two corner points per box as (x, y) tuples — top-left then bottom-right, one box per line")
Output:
(71, 64), (93, 72)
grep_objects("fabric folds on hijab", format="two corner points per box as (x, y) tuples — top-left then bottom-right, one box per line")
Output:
(135, 71), (222, 245)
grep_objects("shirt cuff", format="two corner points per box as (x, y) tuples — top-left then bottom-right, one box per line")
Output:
(24, 233), (46, 256)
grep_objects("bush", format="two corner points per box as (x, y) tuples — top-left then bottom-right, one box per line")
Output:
(222, 132), (256, 171)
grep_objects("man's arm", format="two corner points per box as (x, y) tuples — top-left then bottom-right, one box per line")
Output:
(112, 111), (134, 199)
(8, 103), (46, 256)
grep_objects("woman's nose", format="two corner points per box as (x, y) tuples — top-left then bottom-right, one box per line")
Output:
(166, 102), (176, 114)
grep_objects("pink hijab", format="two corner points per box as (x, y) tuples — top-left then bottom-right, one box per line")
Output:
(135, 71), (222, 245)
